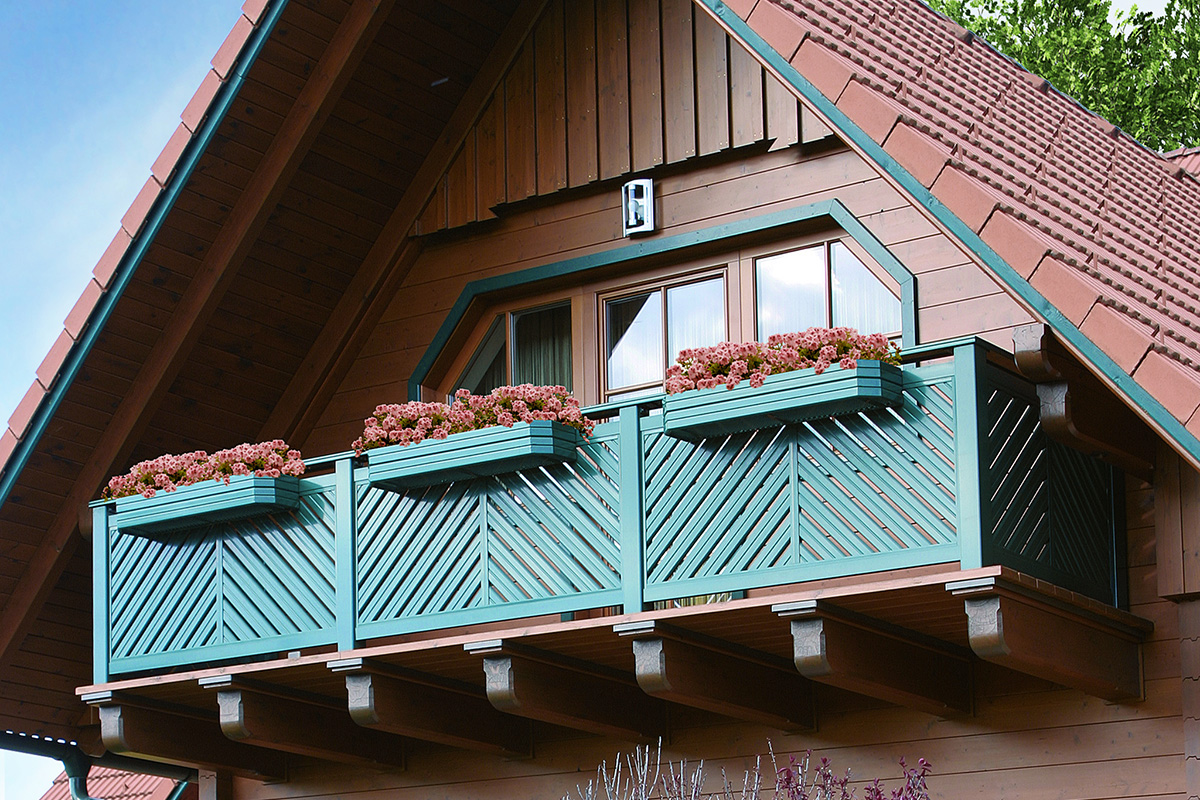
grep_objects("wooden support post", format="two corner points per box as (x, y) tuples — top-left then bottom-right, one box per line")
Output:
(331, 658), (531, 757)
(465, 640), (666, 742)
(197, 771), (232, 800)
(618, 404), (645, 614)
(200, 676), (404, 769)
(82, 692), (285, 780)
(614, 621), (814, 731)
(775, 600), (972, 717)
(948, 576), (1150, 702)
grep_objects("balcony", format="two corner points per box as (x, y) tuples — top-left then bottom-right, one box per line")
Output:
(91, 338), (1125, 684)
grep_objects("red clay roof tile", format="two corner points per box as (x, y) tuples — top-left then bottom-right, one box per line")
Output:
(0, 430), (16, 467)
(930, 164), (1002, 232)
(8, 381), (46, 438)
(151, 123), (194, 186)
(93, 229), (132, 289)
(120, 178), (162, 238)
(181, 69), (223, 133)
(1167, 147), (1200, 176)
(748, 1), (811, 61)
(1028, 255), (1101, 326)
(835, 79), (901, 144)
(747, 0), (1200, 430)
(979, 210), (1054, 280)
(1079, 303), (1152, 373)
(1134, 349), (1200, 423)
(883, 121), (951, 187)
(211, 14), (255, 80)
(36, 331), (74, 391)
(241, 0), (270, 25)
(791, 37), (854, 100)
(64, 279), (103, 341)
(37, 768), (185, 800)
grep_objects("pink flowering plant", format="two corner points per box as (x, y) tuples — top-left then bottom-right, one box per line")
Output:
(665, 326), (900, 394)
(102, 440), (306, 500)
(352, 384), (595, 455)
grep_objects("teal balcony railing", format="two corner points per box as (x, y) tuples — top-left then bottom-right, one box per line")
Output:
(91, 339), (1123, 682)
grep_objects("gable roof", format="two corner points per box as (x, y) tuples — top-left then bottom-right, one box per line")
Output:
(2, 0), (1200, 750)
(717, 0), (1200, 461)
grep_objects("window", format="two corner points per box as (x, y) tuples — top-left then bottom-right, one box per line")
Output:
(432, 232), (904, 405)
(755, 241), (902, 340)
(455, 302), (572, 395)
(603, 275), (726, 400)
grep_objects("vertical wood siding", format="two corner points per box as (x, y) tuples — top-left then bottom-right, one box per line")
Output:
(415, 0), (811, 235)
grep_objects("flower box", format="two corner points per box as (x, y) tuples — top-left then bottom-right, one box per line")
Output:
(662, 360), (904, 442)
(366, 420), (581, 491)
(105, 475), (302, 536)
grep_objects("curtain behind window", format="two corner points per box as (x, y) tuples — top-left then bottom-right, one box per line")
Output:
(512, 303), (572, 389)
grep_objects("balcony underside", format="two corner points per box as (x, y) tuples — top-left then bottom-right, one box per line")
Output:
(79, 563), (1150, 778)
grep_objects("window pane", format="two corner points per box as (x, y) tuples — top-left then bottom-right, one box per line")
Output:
(667, 277), (725, 363)
(831, 241), (902, 334)
(606, 292), (663, 391)
(756, 245), (827, 339)
(456, 316), (506, 395)
(512, 303), (572, 389)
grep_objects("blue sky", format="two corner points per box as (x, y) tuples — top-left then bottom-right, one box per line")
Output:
(0, 0), (1171, 797)
(0, 5), (243, 798)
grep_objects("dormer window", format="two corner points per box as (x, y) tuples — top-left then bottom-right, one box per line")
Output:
(429, 231), (907, 405)
(756, 241), (901, 340)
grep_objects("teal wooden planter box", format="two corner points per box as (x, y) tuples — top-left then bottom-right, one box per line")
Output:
(105, 475), (302, 536)
(366, 420), (582, 491)
(662, 360), (904, 441)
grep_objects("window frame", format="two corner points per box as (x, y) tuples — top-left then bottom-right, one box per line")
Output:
(422, 226), (910, 406)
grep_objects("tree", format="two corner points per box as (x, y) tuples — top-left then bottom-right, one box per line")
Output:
(925, 0), (1200, 151)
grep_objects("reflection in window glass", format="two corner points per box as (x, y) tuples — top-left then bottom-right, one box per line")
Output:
(456, 316), (506, 395)
(607, 292), (663, 391)
(756, 246), (826, 340)
(667, 278), (725, 362)
(512, 303), (572, 389)
(831, 242), (901, 334)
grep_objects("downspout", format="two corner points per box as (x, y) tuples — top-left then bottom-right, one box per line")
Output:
(62, 750), (99, 800)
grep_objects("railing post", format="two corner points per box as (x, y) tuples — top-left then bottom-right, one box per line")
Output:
(953, 341), (987, 570)
(619, 404), (646, 613)
(92, 504), (111, 684)
(335, 456), (357, 651)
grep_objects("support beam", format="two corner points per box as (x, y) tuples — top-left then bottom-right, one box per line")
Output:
(82, 693), (285, 780)
(464, 640), (666, 742)
(0, 0), (395, 674)
(260, 0), (552, 441)
(774, 600), (972, 717)
(948, 576), (1150, 702)
(330, 658), (531, 757)
(200, 676), (404, 769)
(1012, 323), (1153, 479)
(614, 621), (814, 731)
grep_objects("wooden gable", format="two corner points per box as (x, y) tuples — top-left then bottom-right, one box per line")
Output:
(414, 0), (833, 235)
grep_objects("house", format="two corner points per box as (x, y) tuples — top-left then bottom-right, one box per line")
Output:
(1, 0), (1198, 796)
(36, 767), (195, 800)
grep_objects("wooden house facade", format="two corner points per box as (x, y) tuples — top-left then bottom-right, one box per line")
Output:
(2, 0), (1200, 797)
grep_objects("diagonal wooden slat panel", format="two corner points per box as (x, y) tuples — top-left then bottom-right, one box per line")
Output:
(110, 529), (218, 660)
(644, 366), (958, 589)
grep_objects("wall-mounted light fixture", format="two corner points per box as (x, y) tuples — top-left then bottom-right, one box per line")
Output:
(622, 178), (654, 236)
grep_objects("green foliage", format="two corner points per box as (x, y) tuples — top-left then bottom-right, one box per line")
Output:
(926, 0), (1200, 150)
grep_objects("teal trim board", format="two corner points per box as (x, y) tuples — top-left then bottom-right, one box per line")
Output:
(408, 199), (918, 400)
(701, 0), (1200, 467)
(0, 0), (290, 512)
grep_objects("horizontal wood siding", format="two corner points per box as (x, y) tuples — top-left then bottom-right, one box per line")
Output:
(229, 477), (1182, 800)
(414, 0), (822, 235)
